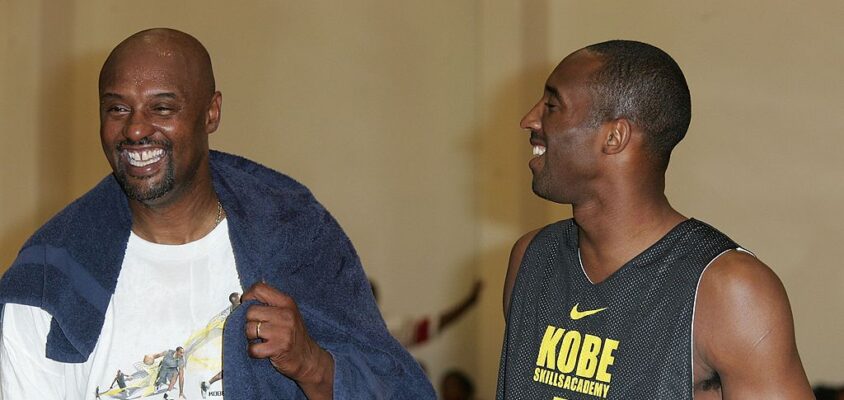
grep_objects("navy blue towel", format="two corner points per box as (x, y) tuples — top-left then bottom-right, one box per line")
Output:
(0, 150), (435, 399)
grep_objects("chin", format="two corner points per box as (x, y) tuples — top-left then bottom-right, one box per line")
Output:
(115, 173), (175, 203)
(532, 182), (570, 205)
(531, 183), (553, 202)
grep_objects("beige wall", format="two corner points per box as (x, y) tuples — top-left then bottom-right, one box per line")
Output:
(1, 1), (842, 397)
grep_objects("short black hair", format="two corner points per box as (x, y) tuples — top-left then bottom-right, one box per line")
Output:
(441, 369), (475, 398)
(813, 385), (844, 400)
(583, 40), (691, 167)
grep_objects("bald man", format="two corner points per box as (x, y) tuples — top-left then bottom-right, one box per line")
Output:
(496, 40), (813, 399)
(0, 28), (433, 399)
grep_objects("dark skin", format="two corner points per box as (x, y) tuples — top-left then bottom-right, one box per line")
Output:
(242, 283), (334, 399)
(99, 29), (334, 399)
(99, 28), (222, 244)
(503, 50), (813, 399)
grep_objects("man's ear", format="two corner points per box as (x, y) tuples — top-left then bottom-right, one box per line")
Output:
(602, 118), (631, 155)
(205, 91), (223, 134)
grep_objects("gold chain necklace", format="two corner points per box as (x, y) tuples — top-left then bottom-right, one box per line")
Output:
(215, 201), (225, 225)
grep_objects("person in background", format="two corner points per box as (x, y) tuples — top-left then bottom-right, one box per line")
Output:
(440, 369), (476, 400)
(372, 280), (482, 347)
(814, 385), (844, 400)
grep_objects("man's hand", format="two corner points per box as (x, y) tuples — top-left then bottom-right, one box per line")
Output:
(242, 282), (334, 399)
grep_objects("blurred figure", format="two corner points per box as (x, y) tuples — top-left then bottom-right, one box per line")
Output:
(371, 280), (482, 347)
(814, 385), (844, 400)
(440, 369), (475, 400)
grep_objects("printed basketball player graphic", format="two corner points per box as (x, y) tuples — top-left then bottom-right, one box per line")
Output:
(94, 293), (241, 399)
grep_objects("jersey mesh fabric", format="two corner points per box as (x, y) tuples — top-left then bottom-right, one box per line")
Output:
(496, 219), (737, 400)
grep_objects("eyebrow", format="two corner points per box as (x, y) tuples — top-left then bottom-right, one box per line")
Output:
(544, 85), (562, 102)
(100, 93), (122, 102)
(99, 92), (179, 101)
(151, 92), (178, 100)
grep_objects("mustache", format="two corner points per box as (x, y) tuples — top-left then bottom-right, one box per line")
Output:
(116, 137), (173, 151)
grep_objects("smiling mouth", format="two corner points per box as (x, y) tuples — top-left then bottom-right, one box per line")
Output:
(123, 148), (165, 167)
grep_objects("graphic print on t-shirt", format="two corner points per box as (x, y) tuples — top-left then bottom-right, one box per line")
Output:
(530, 319), (619, 399)
(94, 293), (241, 400)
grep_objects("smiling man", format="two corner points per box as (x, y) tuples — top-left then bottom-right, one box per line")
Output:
(0, 28), (432, 399)
(496, 40), (813, 399)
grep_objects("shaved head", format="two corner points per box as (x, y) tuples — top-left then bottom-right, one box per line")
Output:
(99, 28), (215, 99)
(98, 28), (222, 205)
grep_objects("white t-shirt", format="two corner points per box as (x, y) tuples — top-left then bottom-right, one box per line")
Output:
(0, 220), (241, 400)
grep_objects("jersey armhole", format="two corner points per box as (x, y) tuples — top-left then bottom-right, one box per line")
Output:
(689, 247), (750, 396)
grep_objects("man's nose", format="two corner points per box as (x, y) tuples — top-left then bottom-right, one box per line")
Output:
(520, 102), (542, 132)
(123, 111), (156, 141)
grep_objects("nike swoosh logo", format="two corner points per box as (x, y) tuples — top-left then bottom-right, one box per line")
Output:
(569, 303), (607, 320)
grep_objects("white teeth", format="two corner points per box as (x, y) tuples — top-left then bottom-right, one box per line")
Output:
(532, 145), (546, 156)
(125, 149), (164, 167)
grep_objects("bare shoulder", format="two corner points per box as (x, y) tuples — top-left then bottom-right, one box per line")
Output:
(503, 229), (541, 318)
(694, 250), (813, 399)
(698, 250), (786, 315)
(695, 250), (789, 367)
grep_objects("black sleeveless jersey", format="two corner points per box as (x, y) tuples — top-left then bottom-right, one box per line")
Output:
(496, 219), (737, 400)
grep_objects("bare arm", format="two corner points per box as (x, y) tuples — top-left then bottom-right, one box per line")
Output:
(503, 229), (540, 317)
(694, 251), (813, 399)
(438, 280), (482, 332)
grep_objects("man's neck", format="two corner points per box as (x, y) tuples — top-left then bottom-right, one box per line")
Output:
(128, 183), (222, 245)
(573, 191), (686, 283)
